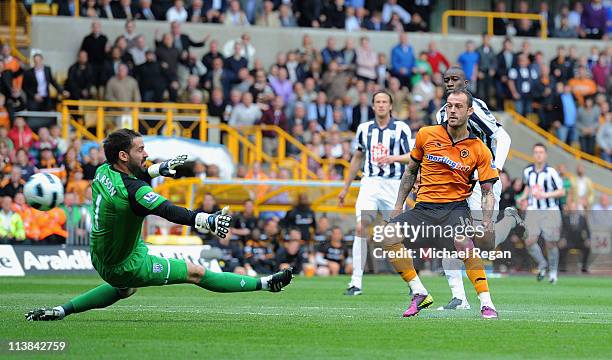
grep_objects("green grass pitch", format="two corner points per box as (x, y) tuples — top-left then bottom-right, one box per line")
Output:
(1, 274), (611, 359)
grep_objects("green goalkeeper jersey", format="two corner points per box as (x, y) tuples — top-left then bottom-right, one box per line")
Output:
(90, 162), (167, 267)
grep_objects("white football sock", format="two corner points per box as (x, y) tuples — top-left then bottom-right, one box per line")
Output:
(260, 275), (272, 291)
(53, 306), (66, 319)
(408, 276), (428, 295)
(478, 292), (495, 310)
(442, 257), (467, 300)
(349, 236), (366, 289)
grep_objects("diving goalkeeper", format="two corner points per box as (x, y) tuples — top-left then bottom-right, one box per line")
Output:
(26, 129), (292, 321)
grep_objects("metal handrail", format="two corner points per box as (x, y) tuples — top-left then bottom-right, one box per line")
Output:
(442, 10), (548, 39)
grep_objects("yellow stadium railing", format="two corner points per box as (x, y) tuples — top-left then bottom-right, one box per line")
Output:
(4, 0), (30, 63)
(60, 100), (352, 180)
(507, 148), (612, 196)
(507, 109), (612, 170)
(442, 10), (548, 39)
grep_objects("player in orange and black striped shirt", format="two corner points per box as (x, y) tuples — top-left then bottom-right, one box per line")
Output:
(380, 89), (499, 319)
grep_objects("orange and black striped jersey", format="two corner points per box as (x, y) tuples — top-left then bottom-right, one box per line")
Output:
(410, 123), (499, 203)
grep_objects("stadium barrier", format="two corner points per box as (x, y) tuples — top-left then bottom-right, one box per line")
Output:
(3, 0), (30, 63)
(442, 10), (547, 39)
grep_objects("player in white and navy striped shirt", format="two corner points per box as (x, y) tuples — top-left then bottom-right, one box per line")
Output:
(338, 90), (411, 296)
(519, 143), (566, 284)
(434, 66), (523, 310)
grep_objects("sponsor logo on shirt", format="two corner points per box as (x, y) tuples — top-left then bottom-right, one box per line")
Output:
(143, 192), (160, 203)
(425, 153), (471, 172)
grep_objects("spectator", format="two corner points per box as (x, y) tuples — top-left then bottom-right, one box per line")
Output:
(115, 0), (137, 20)
(550, 46), (575, 84)
(129, 35), (149, 66)
(155, 33), (181, 101)
(82, 146), (101, 180)
(0, 126), (12, 153)
(508, 53), (538, 116)
(80, 21), (109, 93)
(382, 0), (411, 25)
(8, 117), (33, 150)
(425, 41), (449, 76)
(228, 92), (262, 128)
(39, 147), (67, 184)
(321, 60), (350, 103)
(495, 37), (515, 109)
(0, 166), (24, 198)
(321, 37), (342, 68)
(457, 40), (479, 91)
(279, 4), (298, 27)
(411, 51), (432, 88)
(12, 192), (40, 242)
(535, 65), (556, 130)
(345, 6), (361, 32)
(14, 148), (35, 181)
(224, 43), (248, 78)
(207, 88), (227, 120)
(209, 233), (247, 274)
(187, 0), (205, 22)
(573, 164), (595, 209)
(308, 91), (333, 130)
(166, 0), (188, 23)
(316, 226), (349, 276)
(323, 0), (346, 28)
(295, 0), (322, 28)
(476, 33), (497, 103)
(29, 127), (58, 165)
(135, 0), (160, 21)
(591, 53), (609, 92)
(579, 0), (607, 39)
(257, 95), (288, 155)
(577, 96), (601, 155)
(559, 201), (591, 273)
(244, 227), (275, 274)
(596, 111), (612, 162)
(568, 66), (597, 106)
(23, 53), (63, 111)
(267, 67), (291, 104)
(81, 0), (99, 18)
(66, 170), (89, 204)
(105, 63), (141, 103)
(351, 92), (373, 132)
(283, 193), (316, 242)
(178, 74), (206, 104)
(0, 196), (25, 244)
(554, 16), (579, 38)
(556, 83), (578, 145)
(224, 0), (250, 26)
(390, 33), (415, 88)
(493, 0), (513, 36)
(65, 50), (94, 101)
(230, 199), (258, 243)
(201, 40), (224, 73)
(135, 51), (166, 103)
(256, 0), (280, 27)
(413, 73), (435, 108)
(276, 228), (310, 274)
(0, 95), (9, 128)
(38, 205), (67, 244)
(98, 0), (115, 19)
(169, 21), (207, 54)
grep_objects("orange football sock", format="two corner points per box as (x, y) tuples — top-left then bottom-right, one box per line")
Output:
(384, 243), (416, 283)
(463, 255), (489, 294)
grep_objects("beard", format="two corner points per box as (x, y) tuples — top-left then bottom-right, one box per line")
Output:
(127, 157), (147, 177)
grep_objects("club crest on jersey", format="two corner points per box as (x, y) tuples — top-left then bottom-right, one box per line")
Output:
(152, 263), (163, 273)
(371, 143), (389, 163)
(425, 154), (471, 172)
(143, 192), (160, 203)
(460, 149), (469, 158)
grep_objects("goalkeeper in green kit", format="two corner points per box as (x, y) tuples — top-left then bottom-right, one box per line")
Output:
(26, 129), (292, 321)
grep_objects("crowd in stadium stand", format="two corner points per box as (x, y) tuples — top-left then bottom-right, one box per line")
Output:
(0, 0), (609, 276)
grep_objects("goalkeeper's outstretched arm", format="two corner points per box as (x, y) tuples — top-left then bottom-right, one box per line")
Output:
(150, 201), (231, 239)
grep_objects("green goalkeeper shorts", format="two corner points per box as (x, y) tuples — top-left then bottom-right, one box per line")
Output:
(93, 247), (189, 288)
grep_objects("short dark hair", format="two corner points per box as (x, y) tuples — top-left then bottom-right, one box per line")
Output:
(103, 128), (141, 164)
(448, 89), (473, 108)
(533, 142), (547, 151)
(372, 90), (393, 104)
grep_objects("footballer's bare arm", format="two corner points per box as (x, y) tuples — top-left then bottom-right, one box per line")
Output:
(394, 156), (420, 214)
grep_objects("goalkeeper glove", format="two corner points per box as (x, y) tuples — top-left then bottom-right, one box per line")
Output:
(194, 206), (231, 238)
(148, 154), (188, 178)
